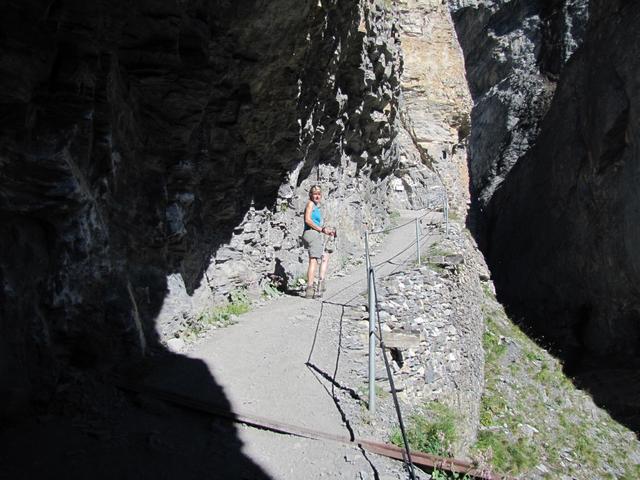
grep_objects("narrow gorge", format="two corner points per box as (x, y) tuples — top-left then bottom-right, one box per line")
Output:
(1, 0), (640, 479)
(451, 0), (640, 433)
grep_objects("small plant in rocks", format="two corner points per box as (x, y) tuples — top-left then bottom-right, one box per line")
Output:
(227, 288), (250, 314)
(261, 280), (282, 299)
(191, 288), (251, 336)
(291, 275), (307, 291)
(430, 468), (470, 480)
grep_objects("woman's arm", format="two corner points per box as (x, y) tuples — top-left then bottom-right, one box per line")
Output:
(304, 201), (325, 233)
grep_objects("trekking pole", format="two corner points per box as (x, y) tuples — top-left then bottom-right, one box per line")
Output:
(364, 231), (370, 277)
(444, 192), (449, 237)
(415, 218), (420, 265)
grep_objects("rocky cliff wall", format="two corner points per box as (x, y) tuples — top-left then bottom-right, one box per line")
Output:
(450, 0), (640, 429)
(449, 0), (588, 207)
(485, 0), (640, 359)
(157, 0), (410, 340)
(0, 0), (413, 415)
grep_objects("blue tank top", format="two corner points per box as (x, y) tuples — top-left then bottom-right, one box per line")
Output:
(304, 203), (323, 230)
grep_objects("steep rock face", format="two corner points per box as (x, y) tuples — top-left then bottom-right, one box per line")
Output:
(156, 0), (407, 338)
(452, 0), (640, 429)
(486, 2), (640, 363)
(449, 0), (588, 207)
(0, 0), (405, 414)
(397, 0), (472, 215)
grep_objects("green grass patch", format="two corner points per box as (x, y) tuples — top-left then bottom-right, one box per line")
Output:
(481, 282), (496, 300)
(574, 429), (598, 464)
(624, 464), (640, 479)
(390, 402), (457, 457)
(427, 242), (454, 258)
(479, 392), (508, 427)
(475, 430), (540, 475)
(194, 288), (251, 333)
(430, 468), (471, 480)
(448, 210), (462, 222)
(483, 329), (507, 363)
(389, 210), (401, 222)
(476, 285), (640, 478)
(421, 242), (459, 272)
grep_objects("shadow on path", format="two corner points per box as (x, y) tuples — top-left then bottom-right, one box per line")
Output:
(0, 352), (272, 480)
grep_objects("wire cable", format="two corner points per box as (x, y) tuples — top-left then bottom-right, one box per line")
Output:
(368, 208), (435, 235)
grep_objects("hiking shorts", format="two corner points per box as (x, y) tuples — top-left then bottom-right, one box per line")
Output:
(302, 229), (324, 259)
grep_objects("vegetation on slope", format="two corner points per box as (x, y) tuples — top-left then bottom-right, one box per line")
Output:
(475, 284), (640, 478)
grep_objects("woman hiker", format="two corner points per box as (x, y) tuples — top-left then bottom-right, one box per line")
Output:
(301, 185), (335, 298)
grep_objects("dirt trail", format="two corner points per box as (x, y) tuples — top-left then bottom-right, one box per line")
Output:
(141, 210), (441, 480)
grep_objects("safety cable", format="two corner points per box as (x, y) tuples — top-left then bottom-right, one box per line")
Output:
(370, 221), (434, 270)
(322, 220), (437, 305)
(368, 208), (435, 235)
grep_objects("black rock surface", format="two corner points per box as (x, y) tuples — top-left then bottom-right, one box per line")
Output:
(0, 0), (400, 417)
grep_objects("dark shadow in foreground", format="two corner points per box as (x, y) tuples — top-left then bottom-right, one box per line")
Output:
(0, 352), (272, 480)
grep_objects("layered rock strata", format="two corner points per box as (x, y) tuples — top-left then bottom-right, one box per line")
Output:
(397, 0), (472, 216)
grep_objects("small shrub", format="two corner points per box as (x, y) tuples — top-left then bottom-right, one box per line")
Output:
(193, 288), (251, 334)
(261, 281), (282, 299)
(227, 288), (250, 315)
(431, 468), (470, 480)
(390, 402), (457, 457)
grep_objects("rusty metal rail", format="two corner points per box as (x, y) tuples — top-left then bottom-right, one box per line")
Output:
(116, 379), (510, 480)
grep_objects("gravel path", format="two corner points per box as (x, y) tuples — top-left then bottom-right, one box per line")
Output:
(141, 210), (441, 480)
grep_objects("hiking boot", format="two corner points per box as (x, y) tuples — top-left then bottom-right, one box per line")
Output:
(318, 279), (326, 294)
(305, 286), (315, 299)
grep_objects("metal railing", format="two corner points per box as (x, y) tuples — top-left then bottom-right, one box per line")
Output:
(361, 190), (450, 480)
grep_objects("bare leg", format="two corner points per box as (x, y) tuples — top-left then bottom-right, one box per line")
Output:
(306, 257), (319, 290)
(319, 254), (330, 283)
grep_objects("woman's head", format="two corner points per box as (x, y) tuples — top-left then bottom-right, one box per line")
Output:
(308, 185), (322, 200)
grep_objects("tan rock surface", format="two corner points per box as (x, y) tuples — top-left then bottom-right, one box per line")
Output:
(396, 0), (472, 216)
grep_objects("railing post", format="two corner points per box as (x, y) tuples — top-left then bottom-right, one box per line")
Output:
(364, 231), (376, 413)
(415, 218), (420, 265)
(368, 265), (376, 413)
